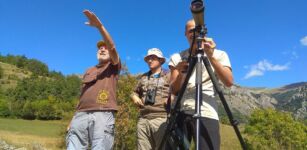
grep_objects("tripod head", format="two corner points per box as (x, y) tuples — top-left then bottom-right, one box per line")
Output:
(186, 0), (208, 63)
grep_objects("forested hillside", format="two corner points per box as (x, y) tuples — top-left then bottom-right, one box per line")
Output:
(0, 54), (81, 119)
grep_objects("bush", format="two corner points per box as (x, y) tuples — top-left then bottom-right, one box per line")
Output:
(0, 65), (3, 79)
(0, 99), (11, 117)
(244, 109), (307, 149)
(114, 74), (139, 150)
(32, 100), (60, 120)
(8, 74), (18, 80)
(22, 101), (36, 120)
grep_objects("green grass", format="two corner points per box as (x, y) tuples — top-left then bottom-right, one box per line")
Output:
(0, 118), (244, 149)
(220, 124), (243, 150)
(183, 124), (243, 150)
(0, 118), (65, 137)
(0, 118), (67, 149)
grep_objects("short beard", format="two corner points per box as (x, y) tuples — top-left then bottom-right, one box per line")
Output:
(98, 55), (110, 64)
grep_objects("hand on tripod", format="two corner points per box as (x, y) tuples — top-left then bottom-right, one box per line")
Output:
(201, 37), (216, 58)
(176, 61), (189, 73)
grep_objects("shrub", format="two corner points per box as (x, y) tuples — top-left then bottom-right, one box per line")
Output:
(244, 109), (307, 149)
(0, 99), (11, 117)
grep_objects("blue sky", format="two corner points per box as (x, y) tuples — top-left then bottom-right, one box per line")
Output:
(1, 0), (307, 88)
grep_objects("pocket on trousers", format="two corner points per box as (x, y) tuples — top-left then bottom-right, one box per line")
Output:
(104, 124), (115, 136)
(66, 128), (73, 147)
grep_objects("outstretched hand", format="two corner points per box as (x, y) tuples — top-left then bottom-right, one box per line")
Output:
(83, 10), (102, 28)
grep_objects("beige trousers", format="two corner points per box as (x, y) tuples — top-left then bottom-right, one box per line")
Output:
(137, 117), (167, 150)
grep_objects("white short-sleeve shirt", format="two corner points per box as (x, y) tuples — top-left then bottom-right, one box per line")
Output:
(169, 49), (231, 120)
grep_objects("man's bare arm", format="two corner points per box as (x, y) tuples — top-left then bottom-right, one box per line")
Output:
(83, 10), (119, 65)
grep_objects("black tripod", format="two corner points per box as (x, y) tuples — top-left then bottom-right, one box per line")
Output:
(159, 0), (246, 149)
(159, 1), (246, 148)
(160, 26), (247, 150)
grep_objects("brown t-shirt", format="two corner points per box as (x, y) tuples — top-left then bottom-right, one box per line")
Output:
(77, 62), (121, 112)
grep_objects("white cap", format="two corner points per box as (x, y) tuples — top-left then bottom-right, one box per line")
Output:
(144, 48), (166, 64)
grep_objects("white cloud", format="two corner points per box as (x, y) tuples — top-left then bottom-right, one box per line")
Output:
(282, 50), (299, 60)
(300, 36), (307, 46)
(244, 69), (264, 79)
(291, 51), (298, 59)
(244, 60), (289, 79)
(126, 56), (131, 61)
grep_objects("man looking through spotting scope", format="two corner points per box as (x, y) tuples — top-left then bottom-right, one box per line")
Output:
(168, 19), (233, 150)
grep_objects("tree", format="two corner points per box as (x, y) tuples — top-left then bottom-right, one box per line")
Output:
(114, 73), (139, 149)
(25, 59), (49, 76)
(16, 55), (27, 68)
(22, 101), (36, 120)
(0, 99), (10, 117)
(0, 65), (3, 79)
(0, 54), (50, 76)
(244, 109), (307, 150)
(6, 72), (81, 119)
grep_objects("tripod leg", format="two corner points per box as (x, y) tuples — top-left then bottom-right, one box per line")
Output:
(159, 58), (197, 150)
(195, 52), (204, 150)
(202, 57), (247, 150)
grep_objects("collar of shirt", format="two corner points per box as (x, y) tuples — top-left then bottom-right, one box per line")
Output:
(152, 73), (160, 78)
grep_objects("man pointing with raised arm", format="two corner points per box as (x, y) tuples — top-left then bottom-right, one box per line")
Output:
(66, 10), (121, 150)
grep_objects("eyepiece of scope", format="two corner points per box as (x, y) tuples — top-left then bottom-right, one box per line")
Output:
(190, 0), (205, 27)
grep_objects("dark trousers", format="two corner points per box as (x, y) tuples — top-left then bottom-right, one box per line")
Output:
(177, 112), (220, 150)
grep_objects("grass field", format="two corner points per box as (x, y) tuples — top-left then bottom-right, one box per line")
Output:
(220, 124), (242, 150)
(0, 118), (67, 150)
(0, 117), (243, 150)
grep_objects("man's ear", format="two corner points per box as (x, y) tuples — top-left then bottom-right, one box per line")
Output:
(159, 59), (164, 64)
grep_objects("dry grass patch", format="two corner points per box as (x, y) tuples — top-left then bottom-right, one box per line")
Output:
(220, 123), (242, 150)
(0, 130), (63, 150)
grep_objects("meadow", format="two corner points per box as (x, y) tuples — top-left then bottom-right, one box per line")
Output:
(0, 118), (66, 150)
(0, 118), (241, 150)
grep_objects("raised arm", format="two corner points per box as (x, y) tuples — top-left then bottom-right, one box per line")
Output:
(83, 10), (119, 65)
(203, 38), (233, 87)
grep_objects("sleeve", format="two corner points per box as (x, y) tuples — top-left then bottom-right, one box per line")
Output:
(212, 50), (231, 70)
(114, 60), (122, 76)
(168, 53), (182, 67)
(109, 60), (121, 80)
(82, 68), (97, 84)
(217, 50), (231, 69)
(131, 77), (144, 98)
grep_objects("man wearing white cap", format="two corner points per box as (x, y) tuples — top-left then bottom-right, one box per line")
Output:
(130, 48), (170, 150)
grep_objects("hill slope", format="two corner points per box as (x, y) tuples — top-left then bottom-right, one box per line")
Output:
(0, 62), (32, 90)
(221, 82), (307, 120)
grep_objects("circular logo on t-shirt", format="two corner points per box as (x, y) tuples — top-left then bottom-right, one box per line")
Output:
(97, 90), (109, 105)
